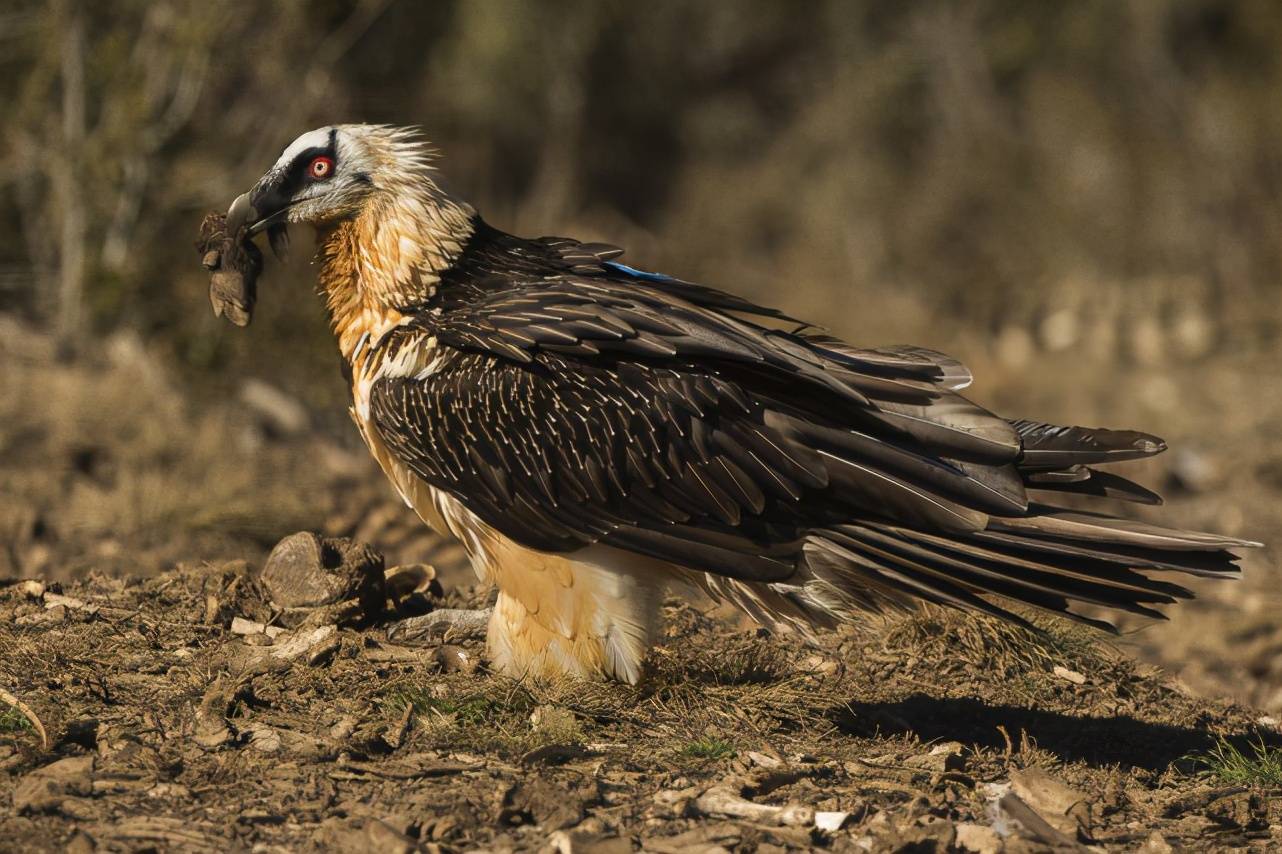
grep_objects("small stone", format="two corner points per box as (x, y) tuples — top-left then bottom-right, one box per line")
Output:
(1052, 665), (1087, 685)
(954, 822), (1001, 854)
(1138, 830), (1175, 853)
(1009, 767), (1092, 837)
(906, 740), (965, 772)
(307, 632), (342, 666)
(64, 830), (96, 854)
(435, 644), (475, 674)
(17, 580), (45, 599)
(246, 723), (282, 754)
(13, 755), (95, 814)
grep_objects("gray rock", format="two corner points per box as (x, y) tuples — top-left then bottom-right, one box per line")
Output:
(13, 755), (95, 815)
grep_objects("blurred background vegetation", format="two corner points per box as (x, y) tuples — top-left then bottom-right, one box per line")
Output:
(2, 1), (1282, 705)
(3, 0), (1280, 404)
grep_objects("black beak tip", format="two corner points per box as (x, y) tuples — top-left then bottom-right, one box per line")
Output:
(225, 192), (257, 235)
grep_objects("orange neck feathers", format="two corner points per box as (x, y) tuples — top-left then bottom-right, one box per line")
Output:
(315, 173), (474, 363)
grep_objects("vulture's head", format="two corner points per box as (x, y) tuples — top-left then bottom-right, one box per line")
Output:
(227, 124), (441, 253)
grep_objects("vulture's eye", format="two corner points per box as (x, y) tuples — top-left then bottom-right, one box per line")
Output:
(308, 156), (334, 180)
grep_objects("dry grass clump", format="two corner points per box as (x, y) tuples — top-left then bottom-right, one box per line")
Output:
(875, 604), (1114, 680)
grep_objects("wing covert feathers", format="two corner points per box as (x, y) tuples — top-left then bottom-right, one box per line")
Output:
(366, 220), (1255, 640)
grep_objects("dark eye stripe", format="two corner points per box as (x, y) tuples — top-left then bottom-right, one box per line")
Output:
(281, 139), (338, 195)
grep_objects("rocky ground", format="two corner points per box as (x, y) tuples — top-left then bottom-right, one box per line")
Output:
(3, 321), (1282, 852)
(2, 540), (1282, 853)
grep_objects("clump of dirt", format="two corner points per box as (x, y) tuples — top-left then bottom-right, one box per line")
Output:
(2, 555), (1281, 853)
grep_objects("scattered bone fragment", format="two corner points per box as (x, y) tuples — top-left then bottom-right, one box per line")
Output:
(813, 810), (852, 831)
(988, 791), (1083, 849)
(1053, 665), (1088, 685)
(693, 785), (814, 827)
(230, 616), (284, 638)
(745, 750), (783, 769)
(386, 607), (491, 644)
(260, 532), (385, 626)
(384, 562), (439, 602)
(906, 740), (966, 773)
(954, 822), (1002, 854)
(195, 211), (263, 327)
(262, 624), (338, 662)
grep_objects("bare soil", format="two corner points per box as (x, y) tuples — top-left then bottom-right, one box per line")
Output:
(3, 324), (1281, 852)
(2, 559), (1281, 853)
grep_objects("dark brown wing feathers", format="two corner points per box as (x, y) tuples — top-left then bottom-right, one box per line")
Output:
(369, 223), (1255, 633)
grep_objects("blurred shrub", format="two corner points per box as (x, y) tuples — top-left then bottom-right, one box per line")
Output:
(1, 0), (1279, 403)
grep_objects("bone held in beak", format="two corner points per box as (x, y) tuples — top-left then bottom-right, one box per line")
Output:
(195, 207), (264, 328)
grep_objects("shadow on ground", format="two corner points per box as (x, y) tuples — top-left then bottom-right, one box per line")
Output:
(838, 693), (1272, 771)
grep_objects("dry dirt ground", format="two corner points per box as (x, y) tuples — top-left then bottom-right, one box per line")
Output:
(3, 321), (1282, 852)
(2, 561), (1282, 854)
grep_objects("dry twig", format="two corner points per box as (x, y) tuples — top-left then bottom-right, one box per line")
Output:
(0, 686), (49, 749)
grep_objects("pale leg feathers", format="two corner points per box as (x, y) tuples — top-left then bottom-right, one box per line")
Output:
(483, 544), (669, 685)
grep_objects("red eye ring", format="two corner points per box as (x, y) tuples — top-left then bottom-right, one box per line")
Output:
(308, 156), (334, 179)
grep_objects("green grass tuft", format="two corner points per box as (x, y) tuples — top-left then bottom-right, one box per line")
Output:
(383, 685), (499, 726)
(1187, 736), (1282, 787)
(0, 706), (32, 734)
(681, 736), (736, 761)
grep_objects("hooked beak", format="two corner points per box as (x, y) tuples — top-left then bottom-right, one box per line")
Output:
(226, 185), (293, 236)
(226, 179), (291, 256)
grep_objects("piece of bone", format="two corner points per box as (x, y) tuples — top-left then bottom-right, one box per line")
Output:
(195, 211), (262, 327)
(692, 786), (814, 827)
(260, 532), (385, 626)
(386, 608), (492, 644)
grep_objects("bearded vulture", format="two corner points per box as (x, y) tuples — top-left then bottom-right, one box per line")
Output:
(222, 124), (1256, 683)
